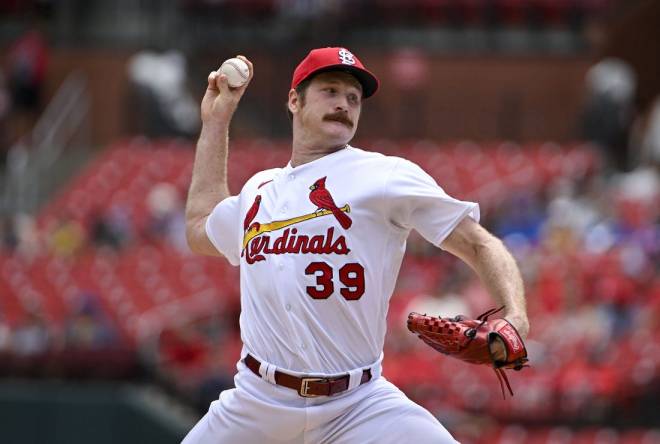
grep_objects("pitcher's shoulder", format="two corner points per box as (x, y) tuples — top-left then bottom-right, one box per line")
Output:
(346, 146), (404, 168)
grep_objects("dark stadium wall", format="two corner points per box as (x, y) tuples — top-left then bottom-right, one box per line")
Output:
(45, 49), (130, 146)
(0, 381), (187, 444)
(361, 55), (591, 142)
(35, 50), (592, 145)
(600, 0), (660, 111)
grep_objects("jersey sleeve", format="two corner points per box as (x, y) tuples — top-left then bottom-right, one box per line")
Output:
(384, 158), (480, 246)
(205, 195), (241, 266)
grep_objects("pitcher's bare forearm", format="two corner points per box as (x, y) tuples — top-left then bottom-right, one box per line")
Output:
(469, 234), (527, 337)
(185, 124), (230, 255)
(188, 124), (230, 216)
(185, 123), (230, 255)
(441, 217), (529, 338)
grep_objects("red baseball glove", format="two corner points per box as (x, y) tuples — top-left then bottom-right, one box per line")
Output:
(407, 307), (528, 398)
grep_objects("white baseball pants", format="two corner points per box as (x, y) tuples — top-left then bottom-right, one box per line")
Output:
(181, 361), (458, 444)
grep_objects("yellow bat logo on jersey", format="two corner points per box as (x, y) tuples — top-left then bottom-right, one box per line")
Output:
(242, 204), (350, 249)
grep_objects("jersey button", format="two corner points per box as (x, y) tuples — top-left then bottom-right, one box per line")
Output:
(278, 262), (284, 270)
(300, 344), (306, 350)
(281, 206), (287, 213)
(285, 303), (291, 311)
(288, 174), (295, 181)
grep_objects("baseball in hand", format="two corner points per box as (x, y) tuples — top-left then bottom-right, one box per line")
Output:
(219, 57), (250, 88)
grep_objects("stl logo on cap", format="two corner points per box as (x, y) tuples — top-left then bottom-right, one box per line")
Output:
(291, 47), (379, 98)
(338, 49), (356, 66)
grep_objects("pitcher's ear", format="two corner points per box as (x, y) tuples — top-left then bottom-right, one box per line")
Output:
(288, 89), (299, 114)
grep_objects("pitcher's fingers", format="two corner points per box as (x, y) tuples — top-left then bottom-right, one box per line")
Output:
(207, 71), (219, 90)
(236, 55), (254, 81)
(216, 73), (231, 92)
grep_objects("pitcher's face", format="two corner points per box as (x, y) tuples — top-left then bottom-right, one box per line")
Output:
(290, 71), (363, 147)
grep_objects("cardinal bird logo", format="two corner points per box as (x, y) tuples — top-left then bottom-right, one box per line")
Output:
(309, 177), (352, 229)
(244, 195), (261, 232)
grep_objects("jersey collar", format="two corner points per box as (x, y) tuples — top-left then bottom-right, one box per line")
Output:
(283, 145), (353, 173)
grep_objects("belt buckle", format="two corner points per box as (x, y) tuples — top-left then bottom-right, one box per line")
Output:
(299, 377), (327, 398)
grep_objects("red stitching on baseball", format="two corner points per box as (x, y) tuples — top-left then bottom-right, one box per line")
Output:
(225, 60), (249, 80)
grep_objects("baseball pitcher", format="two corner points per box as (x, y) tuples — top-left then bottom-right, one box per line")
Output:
(183, 47), (530, 443)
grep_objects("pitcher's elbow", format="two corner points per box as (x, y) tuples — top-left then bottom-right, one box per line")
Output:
(185, 218), (204, 254)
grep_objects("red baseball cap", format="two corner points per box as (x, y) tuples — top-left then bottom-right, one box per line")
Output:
(291, 47), (379, 98)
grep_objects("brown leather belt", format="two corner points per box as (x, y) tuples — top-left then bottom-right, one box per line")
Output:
(243, 354), (372, 398)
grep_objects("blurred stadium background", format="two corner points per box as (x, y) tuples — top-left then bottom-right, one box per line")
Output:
(1, 0), (659, 443)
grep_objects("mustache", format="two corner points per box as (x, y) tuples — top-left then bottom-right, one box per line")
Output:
(323, 112), (354, 128)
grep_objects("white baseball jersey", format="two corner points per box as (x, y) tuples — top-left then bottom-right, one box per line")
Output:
(206, 146), (479, 375)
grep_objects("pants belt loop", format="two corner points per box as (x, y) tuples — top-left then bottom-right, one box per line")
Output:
(347, 368), (364, 391)
(258, 360), (277, 385)
(257, 361), (266, 378)
(369, 352), (384, 380)
(265, 363), (277, 385)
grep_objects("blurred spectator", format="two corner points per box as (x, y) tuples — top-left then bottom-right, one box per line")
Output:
(10, 310), (50, 356)
(126, 50), (199, 138)
(631, 96), (660, 167)
(0, 215), (19, 252)
(494, 192), (545, 244)
(48, 216), (86, 257)
(90, 204), (133, 250)
(544, 177), (602, 248)
(0, 214), (41, 257)
(145, 182), (188, 252)
(13, 213), (42, 259)
(612, 167), (659, 242)
(153, 315), (238, 411)
(158, 322), (210, 387)
(5, 26), (48, 143)
(64, 291), (118, 349)
(580, 58), (637, 171)
(195, 349), (234, 412)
